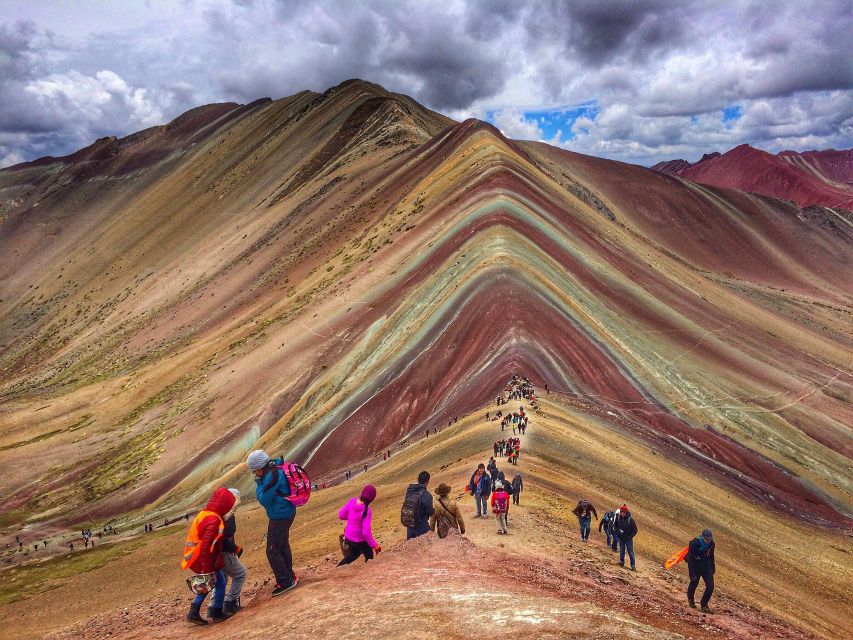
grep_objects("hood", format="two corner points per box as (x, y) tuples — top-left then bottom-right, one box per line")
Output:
(406, 483), (426, 495)
(207, 486), (237, 517)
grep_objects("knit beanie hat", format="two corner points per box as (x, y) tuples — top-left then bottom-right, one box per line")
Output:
(360, 484), (377, 503)
(702, 528), (713, 540)
(620, 504), (628, 513)
(247, 449), (270, 471)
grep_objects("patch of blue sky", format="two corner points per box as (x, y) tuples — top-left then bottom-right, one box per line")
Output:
(486, 102), (600, 143)
(722, 105), (742, 124)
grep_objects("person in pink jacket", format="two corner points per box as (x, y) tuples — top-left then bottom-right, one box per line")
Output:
(338, 484), (381, 565)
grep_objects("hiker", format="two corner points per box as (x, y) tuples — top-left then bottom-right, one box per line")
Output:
(511, 473), (523, 505)
(182, 486), (237, 625)
(338, 485), (381, 565)
(491, 481), (510, 534)
(247, 449), (299, 596)
(402, 471), (434, 539)
(487, 457), (499, 481)
(572, 499), (598, 542)
(687, 529), (716, 613)
(468, 464), (492, 518)
(207, 488), (247, 616)
(599, 509), (618, 551)
(430, 483), (465, 538)
(614, 505), (638, 570)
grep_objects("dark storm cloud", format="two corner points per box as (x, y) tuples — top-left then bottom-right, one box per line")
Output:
(1, 0), (851, 167)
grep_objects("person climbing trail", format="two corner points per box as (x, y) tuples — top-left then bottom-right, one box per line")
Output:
(401, 471), (434, 539)
(572, 499), (598, 542)
(687, 529), (716, 613)
(338, 485), (381, 565)
(430, 483), (466, 538)
(468, 464), (492, 518)
(599, 509), (618, 551)
(247, 449), (300, 597)
(614, 505), (638, 570)
(491, 480), (510, 534)
(182, 486), (237, 625)
(511, 473), (523, 505)
(207, 488), (247, 617)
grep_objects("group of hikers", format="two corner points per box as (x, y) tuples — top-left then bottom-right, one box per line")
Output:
(180, 373), (717, 624)
(493, 437), (521, 463)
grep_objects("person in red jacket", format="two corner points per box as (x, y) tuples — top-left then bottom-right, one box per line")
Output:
(183, 487), (236, 625)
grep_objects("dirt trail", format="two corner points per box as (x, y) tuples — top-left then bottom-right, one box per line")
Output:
(41, 393), (817, 640)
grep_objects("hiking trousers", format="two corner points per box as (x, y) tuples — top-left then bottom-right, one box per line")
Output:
(495, 512), (508, 532)
(619, 538), (635, 568)
(338, 539), (374, 565)
(267, 516), (295, 587)
(512, 490), (520, 505)
(210, 552), (247, 604)
(475, 493), (489, 516)
(688, 572), (714, 606)
(579, 515), (592, 540)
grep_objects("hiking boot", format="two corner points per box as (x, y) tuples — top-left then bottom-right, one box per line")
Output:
(223, 600), (241, 615)
(701, 605), (714, 614)
(688, 601), (696, 609)
(187, 602), (207, 625)
(630, 566), (636, 571)
(271, 577), (299, 597)
(209, 607), (230, 623)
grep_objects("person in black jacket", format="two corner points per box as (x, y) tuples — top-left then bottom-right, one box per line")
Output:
(404, 471), (435, 539)
(614, 504), (638, 570)
(571, 499), (598, 542)
(686, 528), (716, 613)
(208, 488), (248, 616)
(598, 509), (618, 551)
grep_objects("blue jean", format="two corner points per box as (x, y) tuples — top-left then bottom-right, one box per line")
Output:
(579, 516), (591, 540)
(475, 493), (489, 516)
(193, 570), (226, 608)
(619, 538), (635, 568)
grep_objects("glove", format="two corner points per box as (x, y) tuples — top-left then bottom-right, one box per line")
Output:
(235, 546), (243, 558)
(373, 545), (382, 555)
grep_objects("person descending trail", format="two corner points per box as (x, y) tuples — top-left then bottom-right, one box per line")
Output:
(491, 481), (510, 534)
(208, 488), (247, 617)
(511, 473), (523, 505)
(401, 471), (434, 539)
(572, 499), (598, 542)
(468, 464), (492, 518)
(338, 485), (381, 565)
(687, 529), (716, 613)
(599, 508), (618, 551)
(247, 450), (301, 597)
(182, 487), (237, 625)
(430, 483), (466, 538)
(614, 504), (638, 570)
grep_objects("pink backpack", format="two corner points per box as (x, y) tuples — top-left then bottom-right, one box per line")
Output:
(276, 462), (312, 506)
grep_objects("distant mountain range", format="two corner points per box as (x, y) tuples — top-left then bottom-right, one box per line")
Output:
(652, 144), (853, 209)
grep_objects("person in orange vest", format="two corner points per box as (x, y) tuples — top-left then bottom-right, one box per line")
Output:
(183, 487), (236, 625)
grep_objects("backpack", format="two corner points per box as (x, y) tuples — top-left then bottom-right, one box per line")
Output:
(436, 498), (456, 539)
(400, 489), (421, 528)
(493, 492), (509, 514)
(274, 462), (312, 506)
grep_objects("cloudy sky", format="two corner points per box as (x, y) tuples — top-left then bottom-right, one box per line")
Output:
(2, 0), (852, 168)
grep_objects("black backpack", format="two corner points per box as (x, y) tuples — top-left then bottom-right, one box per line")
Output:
(400, 489), (420, 528)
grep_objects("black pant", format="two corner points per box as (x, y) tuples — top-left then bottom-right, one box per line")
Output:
(512, 491), (520, 505)
(688, 572), (714, 606)
(337, 539), (374, 565)
(267, 517), (295, 586)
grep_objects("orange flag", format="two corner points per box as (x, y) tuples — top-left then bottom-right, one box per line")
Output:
(664, 546), (689, 570)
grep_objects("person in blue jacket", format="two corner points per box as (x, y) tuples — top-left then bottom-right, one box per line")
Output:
(686, 529), (716, 613)
(247, 449), (298, 596)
